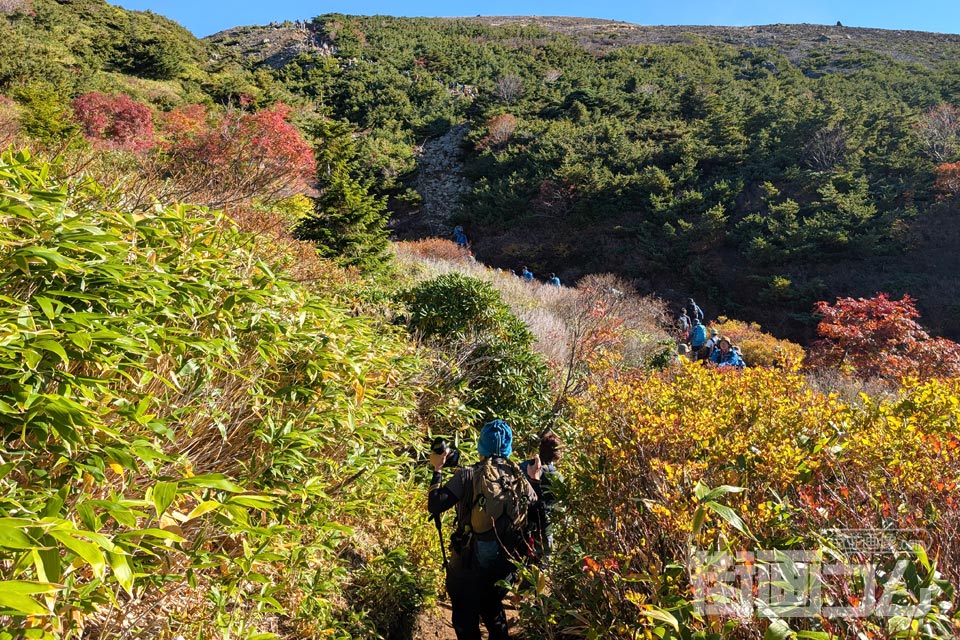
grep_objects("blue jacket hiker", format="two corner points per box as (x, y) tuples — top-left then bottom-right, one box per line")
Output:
(710, 338), (746, 368)
(548, 273), (561, 287)
(689, 320), (707, 349)
(521, 266), (534, 282)
(428, 420), (540, 640)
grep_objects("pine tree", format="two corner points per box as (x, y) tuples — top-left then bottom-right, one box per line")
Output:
(297, 118), (391, 272)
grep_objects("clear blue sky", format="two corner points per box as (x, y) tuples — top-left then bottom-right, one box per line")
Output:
(111, 0), (960, 38)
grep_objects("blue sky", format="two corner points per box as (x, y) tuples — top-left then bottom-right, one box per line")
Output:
(112, 0), (960, 38)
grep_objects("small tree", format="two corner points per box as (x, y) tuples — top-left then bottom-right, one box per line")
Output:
(73, 92), (155, 152)
(915, 104), (959, 162)
(494, 74), (523, 103)
(476, 113), (516, 151)
(803, 125), (847, 171)
(296, 118), (390, 272)
(808, 293), (960, 379)
(157, 102), (314, 206)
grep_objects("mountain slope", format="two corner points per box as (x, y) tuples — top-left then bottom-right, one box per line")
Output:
(214, 15), (960, 342)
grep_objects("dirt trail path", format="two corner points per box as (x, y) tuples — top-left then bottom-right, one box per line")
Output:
(412, 601), (521, 640)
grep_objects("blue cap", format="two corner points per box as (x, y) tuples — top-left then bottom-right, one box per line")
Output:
(477, 419), (513, 458)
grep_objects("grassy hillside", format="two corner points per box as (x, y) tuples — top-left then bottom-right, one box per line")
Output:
(217, 15), (960, 342)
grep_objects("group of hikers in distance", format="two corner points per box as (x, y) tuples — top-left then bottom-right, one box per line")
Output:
(429, 420), (563, 639)
(454, 226), (562, 287)
(677, 297), (746, 368)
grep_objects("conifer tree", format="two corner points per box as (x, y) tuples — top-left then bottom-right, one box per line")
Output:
(297, 118), (391, 272)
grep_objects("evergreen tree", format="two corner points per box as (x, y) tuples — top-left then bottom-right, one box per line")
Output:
(297, 118), (391, 272)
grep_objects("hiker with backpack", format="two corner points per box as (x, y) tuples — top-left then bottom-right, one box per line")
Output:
(688, 297), (704, 323)
(519, 431), (563, 563)
(428, 419), (541, 640)
(689, 319), (708, 361)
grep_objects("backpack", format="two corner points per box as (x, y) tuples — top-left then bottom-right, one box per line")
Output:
(690, 324), (707, 347)
(468, 457), (533, 564)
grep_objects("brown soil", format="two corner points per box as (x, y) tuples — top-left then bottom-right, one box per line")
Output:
(412, 601), (522, 640)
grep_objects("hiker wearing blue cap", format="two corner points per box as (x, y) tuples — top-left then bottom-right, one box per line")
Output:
(428, 419), (541, 640)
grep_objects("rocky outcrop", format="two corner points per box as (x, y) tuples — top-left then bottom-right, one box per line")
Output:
(414, 125), (472, 237)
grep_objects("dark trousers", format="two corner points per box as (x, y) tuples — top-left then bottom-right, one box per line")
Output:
(446, 553), (511, 640)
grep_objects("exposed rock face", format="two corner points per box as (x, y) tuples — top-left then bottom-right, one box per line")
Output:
(414, 124), (472, 237)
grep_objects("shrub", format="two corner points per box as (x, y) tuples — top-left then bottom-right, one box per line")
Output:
(530, 365), (960, 639)
(403, 273), (550, 433)
(710, 316), (805, 369)
(807, 293), (960, 379)
(157, 102), (315, 206)
(72, 91), (155, 151)
(0, 148), (429, 638)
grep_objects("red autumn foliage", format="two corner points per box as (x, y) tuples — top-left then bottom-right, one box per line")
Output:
(72, 92), (156, 152)
(808, 293), (960, 379)
(156, 102), (315, 205)
(934, 161), (960, 197)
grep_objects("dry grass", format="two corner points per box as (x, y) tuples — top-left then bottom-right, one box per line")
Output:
(393, 242), (673, 370)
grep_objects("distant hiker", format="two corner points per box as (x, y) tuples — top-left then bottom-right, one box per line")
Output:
(519, 431), (562, 562)
(678, 309), (691, 335)
(521, 266), (534, 282)
(511, 270), (520, 279)
(688, 298), (704, 323)
(548, 273), (561, 287)
(429, 419), (540, 640)
(689, 319), (708, 359)
(452, 225), (468, 247)
(710, 338), (746, 368)
(675, 343), (691, 365)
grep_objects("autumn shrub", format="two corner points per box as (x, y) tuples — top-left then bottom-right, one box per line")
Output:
(394, 237), (473, 262)
(807, 293), (960, 379)
(72, 91), (155, 151)
(525, 364), (960, 639)
(0, 149), (431, 639)
(934, 161), (960, 196)
(710, 316), (805, 369)
(155, 101), (315, 206)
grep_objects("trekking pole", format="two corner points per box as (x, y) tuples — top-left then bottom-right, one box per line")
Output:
(432, 513), (448, 569)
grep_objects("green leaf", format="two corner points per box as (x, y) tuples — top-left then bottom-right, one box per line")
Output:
(764, 619), (793, 640)
(152, 481), (179, 518)
(704, 502), (752, 537)
(180, 474), (244, 493)
(107, 551), (134, 595)
(48, 530), (106, 579)
(225, 494), (275, 510)
(33, 340), (68, 364)
(0, 522), (35, 549)
(637, 605), (680, 632)
(691, 505), (706, 536)
(0, 589), (47, 616)
(184, 500), (221, 521)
